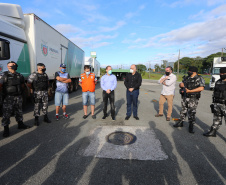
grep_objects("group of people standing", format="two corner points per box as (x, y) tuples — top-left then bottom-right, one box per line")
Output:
(156, 65), (226, 137)
(0, 61), (225, 138)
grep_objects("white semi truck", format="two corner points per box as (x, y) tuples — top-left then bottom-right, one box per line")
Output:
(0, 3), (84, 102)
(85, 57), (100, 79)
(209, 57), (226, 90)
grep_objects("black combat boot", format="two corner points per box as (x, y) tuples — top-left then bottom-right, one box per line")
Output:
(18, 121), (30, 129)
(3, 125), (9, 137)
(44, 115), (51, 123)
(34, 116), (40, 126)
(173, 120), (184, 127)
(188, 122), (195, 134)
(203, 127), (216, 137)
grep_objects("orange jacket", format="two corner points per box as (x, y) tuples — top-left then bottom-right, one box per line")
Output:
(79, 73), (96, 92)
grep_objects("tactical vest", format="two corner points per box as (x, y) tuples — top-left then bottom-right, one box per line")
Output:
(213, 79), (226, 104)
(33, 72), (48, 91)
(3, 71), (22, 96)
(185, 75), (201, 96)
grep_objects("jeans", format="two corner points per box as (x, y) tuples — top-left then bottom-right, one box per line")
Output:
(55, 92), (69, 106)
(103, 90), (115, 117)
(126, 89), (139, 117)
(82, 91), (95, 105)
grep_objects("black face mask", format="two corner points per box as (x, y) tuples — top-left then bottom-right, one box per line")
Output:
(187, 71), (193, 76)
(165, 72), (170, 76)
(42, 68), (46, 73)
(220, 74), (226, 80)
(11, 65), (17, 70)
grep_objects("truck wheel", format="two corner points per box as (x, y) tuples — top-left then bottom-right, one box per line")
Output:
(121, 75), (126, 81)
(69, 81), (74, 93)
(48, 86), (54, 101)
(210, 88), (213, 91)
(74, 80), (78, 91)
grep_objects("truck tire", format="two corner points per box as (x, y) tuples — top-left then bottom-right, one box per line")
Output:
(210, 88), (213, 91)
(48, 84), (55, 101)
(69, 80), (74, 93)
(74, 79), (78, 91)
(121, 75), (126, 81)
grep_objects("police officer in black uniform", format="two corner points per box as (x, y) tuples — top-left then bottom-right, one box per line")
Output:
(0, 61), (30, 137)
(27, 63), (51, 126)
(203, 67), (226, 137)
(173, 66), (205, 133)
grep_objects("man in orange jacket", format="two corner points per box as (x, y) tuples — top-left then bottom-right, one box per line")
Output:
(79, 65), (97, 119)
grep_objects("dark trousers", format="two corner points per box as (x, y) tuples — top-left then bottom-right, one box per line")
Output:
(126, 89), (139, 117)
(103, 90), (115, 117)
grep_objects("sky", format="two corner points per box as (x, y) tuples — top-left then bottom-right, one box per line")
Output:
(2, 0), (226, 69)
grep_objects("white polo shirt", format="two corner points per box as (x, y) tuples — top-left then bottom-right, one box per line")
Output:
(158, 73), (177, 95)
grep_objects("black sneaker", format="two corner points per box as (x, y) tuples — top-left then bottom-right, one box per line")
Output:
(34, 116), (40, 126)
(92, 115), (96, 119)
(125, 116), (130, 120)
(112, 117), (115, 121)
(44, 115), (52, 123)
(102, 115), (107, 120)
(83, 115), (88, 119)
(18, 121), (30, 129)
(3, 126), (9, 137)
(134, 116), (139, 120)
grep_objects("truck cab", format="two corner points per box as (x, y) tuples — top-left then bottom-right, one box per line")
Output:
(209, 57), (226, 90)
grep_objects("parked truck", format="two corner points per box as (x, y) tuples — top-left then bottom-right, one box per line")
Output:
(112, 69), (130, 81)
(0, 3), (84, 103)
(85, 57), (100, 79)
(209, 57), (226, 90)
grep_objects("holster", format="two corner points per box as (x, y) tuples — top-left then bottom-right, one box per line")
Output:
(210, 104), (215, 113)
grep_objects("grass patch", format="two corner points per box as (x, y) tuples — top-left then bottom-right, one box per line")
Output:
(142, 72), (211, 85)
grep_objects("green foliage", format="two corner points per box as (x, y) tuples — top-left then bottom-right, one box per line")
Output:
(136, 64), (147, 75)
(100, 68), (106, 75)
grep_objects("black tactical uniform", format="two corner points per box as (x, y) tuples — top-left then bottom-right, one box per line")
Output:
(174, 66), (205, 133)
(28, 70), (51, 126)
(204, 67), (226, 137)
(0, 63), (30, 137)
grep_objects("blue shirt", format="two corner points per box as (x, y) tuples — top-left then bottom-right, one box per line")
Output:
(101, 74), (117, 91)
(55, 72), (70, 93)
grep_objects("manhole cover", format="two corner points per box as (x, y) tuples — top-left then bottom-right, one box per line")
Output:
(106, 131), (137, 145)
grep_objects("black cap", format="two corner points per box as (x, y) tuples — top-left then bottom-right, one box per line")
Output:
(37, 63), (45, 67)
(220, 67), (226, 73)
(188, 66), (198, 73)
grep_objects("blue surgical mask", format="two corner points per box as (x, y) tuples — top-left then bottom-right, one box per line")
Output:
(61, 68), (66, 73)
(108, 70), (112, 75)
(86, 71), (90, 75)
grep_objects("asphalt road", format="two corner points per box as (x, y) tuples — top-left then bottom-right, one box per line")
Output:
(0, 79), (225, 185)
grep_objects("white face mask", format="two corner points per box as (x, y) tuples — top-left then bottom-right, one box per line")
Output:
(130, 69), (134, 73)
(86, 71), (90, 75)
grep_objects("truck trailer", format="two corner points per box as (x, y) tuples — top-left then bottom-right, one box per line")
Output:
(84, 57), (100, 79)
(209, 57), (226, 90)
(0, 3), (84, 102)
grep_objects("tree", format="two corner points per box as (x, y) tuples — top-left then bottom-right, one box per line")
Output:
(154, 64), (161, 72)
(136, 64), (147, 75)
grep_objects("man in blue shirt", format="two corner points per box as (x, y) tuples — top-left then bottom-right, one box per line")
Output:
(101, 66), (117, 120)
(54, 64), (71, 121)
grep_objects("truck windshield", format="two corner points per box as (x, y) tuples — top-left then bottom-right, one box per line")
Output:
(213, 68), (221, 75)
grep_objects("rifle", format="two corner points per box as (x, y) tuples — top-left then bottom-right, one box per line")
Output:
(179, 75), (187, 100)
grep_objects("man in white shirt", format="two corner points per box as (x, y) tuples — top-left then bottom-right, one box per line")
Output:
(155, 66), (177, 121)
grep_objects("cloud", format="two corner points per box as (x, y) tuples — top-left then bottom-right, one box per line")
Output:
(70, 34), (117, 48)
(125, 4), (146, 19)
(54, 24), (84, 35)
(99, 21), (126, 32)
(126, 12), (226, 58)
(164, 0), (226, 8)
(54, 9), (66, 16)
(23, 8), (51, 18)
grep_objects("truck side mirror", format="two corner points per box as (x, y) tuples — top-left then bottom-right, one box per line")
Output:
(0, 39), (10, 60)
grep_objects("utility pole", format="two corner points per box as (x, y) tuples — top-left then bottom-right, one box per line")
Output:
(177, 49), (180, 79)
(222, 48), (223, 57)
(149, 61), (150, 79)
